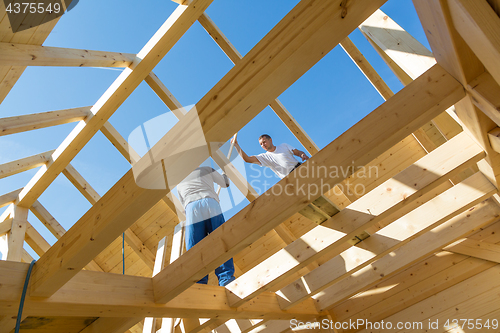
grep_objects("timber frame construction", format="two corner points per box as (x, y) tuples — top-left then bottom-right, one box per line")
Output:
(1, 0), (500, 332)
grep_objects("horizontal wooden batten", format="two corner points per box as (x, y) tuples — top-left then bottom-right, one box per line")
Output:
(0, 107), (91, 136)
(0, 150), (54, 179)
(0, 42), (136, 67)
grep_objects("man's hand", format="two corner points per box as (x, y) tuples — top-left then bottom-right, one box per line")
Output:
(230, 136), (239, 147)
(300, 152), (309, 161)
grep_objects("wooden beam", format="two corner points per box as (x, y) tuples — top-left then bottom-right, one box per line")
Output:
(144, 72), (187, 119)
(0, 188), (22, 209)
(101, 121), (141, 164)
(313, 197), (500, 311)
(339, 36), (394, 100)
(0, 42), (136, 67)
(0, 150), (54, 179)
(360, 9), (436, 79)
(143, 237), (169, 333)
(62, 163), (101, 204)
(80, 318), (144, 333)
(0, 261), (318, 319)
(445, 238), (500, 263)
(224, 132), (483, 307)
(6, 205), (28, 261)
(269, 100), (319, 155)
(0, 218), (11, 236)
(29, 200), (104, 272)
(30, 200), (66, 238)
(0, 107), (90, 136)
(360, 8), (462, 152)
(153, 63), (465, 303)
(276, 171), (495, 310)
(368, 260), (500, 331)
(488, 127), (500, 153)
(24, 221), (51, 257)
(468, 71), (500, 127)
(16, 0), (213, 209)
(449, 0), (500, 86)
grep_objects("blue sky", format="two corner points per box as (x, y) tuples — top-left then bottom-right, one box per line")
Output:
(0, 0), (432, 260)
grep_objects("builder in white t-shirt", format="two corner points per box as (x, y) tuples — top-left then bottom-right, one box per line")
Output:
(231, 134), (309, 179)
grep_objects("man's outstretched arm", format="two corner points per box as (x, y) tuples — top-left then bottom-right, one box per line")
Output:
(231, 137), (260, 164)
(292, 148), (309, 161)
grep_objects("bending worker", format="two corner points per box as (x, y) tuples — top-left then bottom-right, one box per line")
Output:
(177, 166), (235, 287)
(231, 134), (309, 179)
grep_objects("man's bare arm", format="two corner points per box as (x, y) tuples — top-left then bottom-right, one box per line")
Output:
(231, 137), (260, 164)
(292, 148), (309, 161)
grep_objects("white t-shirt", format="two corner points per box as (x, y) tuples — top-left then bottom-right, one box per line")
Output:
(256, 143), (299, 179)
(177, 167), (229, 208)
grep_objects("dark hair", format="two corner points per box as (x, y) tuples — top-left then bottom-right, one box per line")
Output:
(259, 134), (271, 140)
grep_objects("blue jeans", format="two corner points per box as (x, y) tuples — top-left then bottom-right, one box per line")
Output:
(184, 198), (235, 287)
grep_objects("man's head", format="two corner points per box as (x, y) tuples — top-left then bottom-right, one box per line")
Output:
(259, 134), (274, 152)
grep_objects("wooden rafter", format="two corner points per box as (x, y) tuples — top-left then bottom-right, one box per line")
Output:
(0, 150), (54, 179)
(0, 107), (90, 136)
(0, 42), (136, 67)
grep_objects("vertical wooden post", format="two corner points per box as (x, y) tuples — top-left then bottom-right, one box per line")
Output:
(6, 205), (28, 261)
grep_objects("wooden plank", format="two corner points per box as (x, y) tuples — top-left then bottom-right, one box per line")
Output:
(225, 132), (484, 308)
(29, 200), (104, 272)
(0, 42), (136, 67)
(449, 0), (500, 87)
(333, 220), (500, 327)
(339, 36), (394, 100)
(62, 163), (101, 205)
(143, 237), (169, 333)
(24, 221), (51, 256)
(0, 188), (22, 209)
(6, 205), (28, 261)
(338, 257), (496, 332)
(0, 261), (319, 320)
(468, 71), (500, 127)
(0, 150), (54, 179)
(153, 63), (465, 303)
(144, 72), (187, 118)
(101, 121), (141, 164)
(276, 172), (494, 310)
(0, 218), (11, 236)
(360, 9), (462, 153)
(360, 9), (436, 79)
(269, 99), (319, 155)
(16, 0), (214, 209)
(445, 238), (500, 263)
(312, 195), (500, 312)
(0, 107), (90, 136)
(80, 318), (143, 333)
(362, 265), (500, 333)
(30, 200), (66, 238)
(488, 127), (500, 153)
